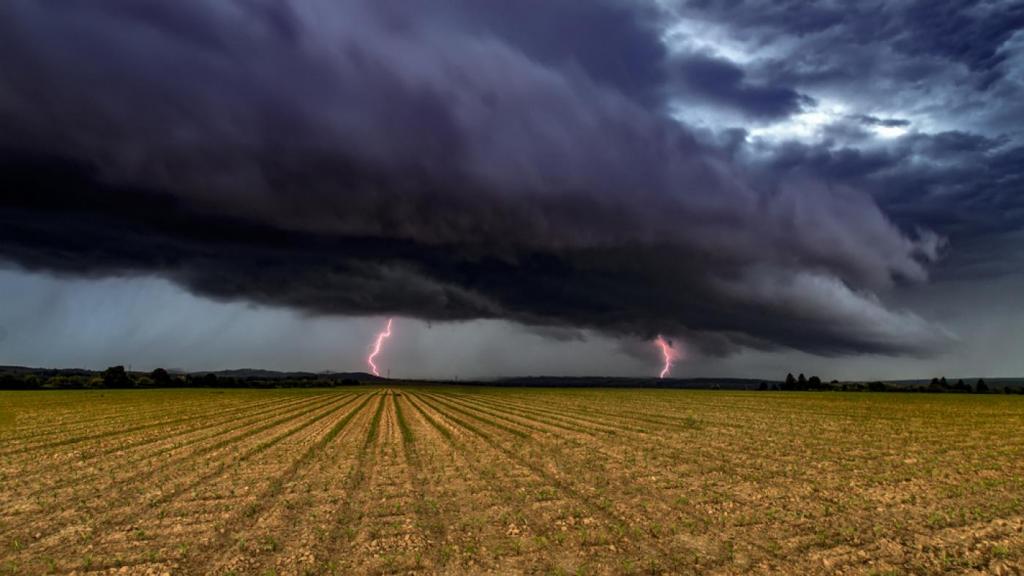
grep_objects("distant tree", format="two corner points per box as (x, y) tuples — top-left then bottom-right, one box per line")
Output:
(101, 366), (131, 388)
(150, 368), (171, 387)
(940, 377), (948, 387)
(798, 373), (807, 387)
(976, 379), (989, 394)
(808, 376), (822, 389)
(868, 381), (887, 392)
(784, 373), (797, 391)
(758, 382), (768, 391)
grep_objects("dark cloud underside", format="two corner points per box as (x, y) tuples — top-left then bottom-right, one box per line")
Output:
(4, 0), (1007, 362)
(672, 54), (811, 119)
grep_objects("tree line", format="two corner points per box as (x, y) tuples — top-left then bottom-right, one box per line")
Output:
(0, 366), (365, 390)
(764, 373), (1020, 394)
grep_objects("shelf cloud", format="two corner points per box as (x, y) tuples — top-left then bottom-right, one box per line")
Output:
(0, 0), (988, 358)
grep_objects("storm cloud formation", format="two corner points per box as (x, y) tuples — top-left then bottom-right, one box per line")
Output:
(1, 0), (1000, 360)
(671, 54), (812, 119)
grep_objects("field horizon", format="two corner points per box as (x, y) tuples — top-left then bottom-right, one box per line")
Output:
(4, 364), (1024, 394)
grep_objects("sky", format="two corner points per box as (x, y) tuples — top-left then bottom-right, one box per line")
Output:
(1, 0), (1023, 379)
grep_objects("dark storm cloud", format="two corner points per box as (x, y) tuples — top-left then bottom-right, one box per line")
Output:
(0, 0), (950, 357)
(893, 0), (1024, 87)
(677, 0), (1023, 79)
(743, 132), (1024, 279)
(671, 54), (812, 119)
(674, 0), (1024, 109)
(850, 115), (911, 129)
(422, 0), (668, 107)
(749, 131), (1024, 236)
(679, 0), (846, 37)
(667, 0), (1024, 290)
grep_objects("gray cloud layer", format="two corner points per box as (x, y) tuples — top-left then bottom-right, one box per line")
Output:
(0, 0), (960, 357)
(671, 53), (813, 119)
(667, 0), (1024, 276)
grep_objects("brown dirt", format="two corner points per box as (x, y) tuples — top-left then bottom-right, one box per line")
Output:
(1, 387), (1022, 575)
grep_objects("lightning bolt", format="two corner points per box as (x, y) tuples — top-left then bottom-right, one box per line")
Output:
(367, 318), (393, 377)
(655, 335), (679, 379)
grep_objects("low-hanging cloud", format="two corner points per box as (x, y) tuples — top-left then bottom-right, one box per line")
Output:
(0, 0), (951, 357)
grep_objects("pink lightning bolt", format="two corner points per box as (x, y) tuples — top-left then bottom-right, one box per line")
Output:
(655, 335), (679, 379)
(367, 318), (393, 377)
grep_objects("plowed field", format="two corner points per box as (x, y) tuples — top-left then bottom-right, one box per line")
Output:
(2, 387), (1023, 575)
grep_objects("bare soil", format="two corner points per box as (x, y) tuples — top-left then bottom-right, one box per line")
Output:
(1, 387), (1022, 574)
